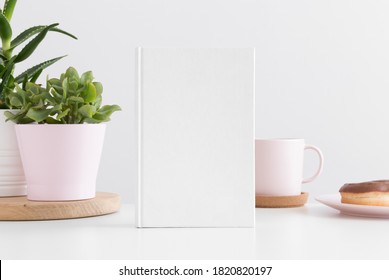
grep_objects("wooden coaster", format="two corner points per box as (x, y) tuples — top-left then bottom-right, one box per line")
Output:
(256, 192), (308, 208)
(0, 192), (120, 221)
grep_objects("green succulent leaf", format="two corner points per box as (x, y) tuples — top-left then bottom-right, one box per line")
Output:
(26, 107), (52, 122)
(98, 104), (122, 114)
(25, 82), (41, 94)
(3, 0), (17, 22)
(62, 77), (68, 100)
(82, 82), (97, 103)
(9, 95), (22, 107)
(57, 108), (70, 119)
(79, 104), (96, 118)
(3, 110), (16, 121)
(91, 112), (110, 122)
(80, 71), (93, 85)
(45, 117), (62, 124)
(83, 117), (102, 124)
(15, 55), (66, 83)
(65, 66), (79, 80)
(93, 82), (103, 96)
(15, 23), (59, 63)
(68, 96), (84, 103)
(94, 95), (102, 109)
(47, 77), (61, 87)
(93, 105), (121, 121)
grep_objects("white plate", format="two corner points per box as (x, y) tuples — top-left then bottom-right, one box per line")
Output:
(316, 194), (389, 218)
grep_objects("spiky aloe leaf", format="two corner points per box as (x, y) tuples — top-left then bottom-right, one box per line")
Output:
(0, 65), (13, 99)
(15, 55), (66, 83)
(51, 27), (77, 40)
(14, 23), (58, 63)
(0, 49), (6, 60)
(0, 56), (16, 100)
(3, 0), (17, 22)
(29, 69), (42, 83)
(11, 25), (77, 50)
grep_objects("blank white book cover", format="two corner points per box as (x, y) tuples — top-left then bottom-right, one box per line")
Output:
(137, 48), (255, 227)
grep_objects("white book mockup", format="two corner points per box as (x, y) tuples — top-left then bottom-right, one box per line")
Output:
(137, 48), (255, 227)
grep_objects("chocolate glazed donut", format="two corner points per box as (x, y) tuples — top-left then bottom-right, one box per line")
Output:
(340, 180), (389, 206)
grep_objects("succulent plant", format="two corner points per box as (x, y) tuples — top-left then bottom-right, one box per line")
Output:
(0, 0), (77, 109)
(5, 67), (121, 124)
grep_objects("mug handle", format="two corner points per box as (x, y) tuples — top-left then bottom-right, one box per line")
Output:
(302, 145), (324, 184)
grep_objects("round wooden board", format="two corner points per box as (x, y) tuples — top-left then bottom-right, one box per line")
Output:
(256, 192), (308, 208)
(0, 192), (121, 221)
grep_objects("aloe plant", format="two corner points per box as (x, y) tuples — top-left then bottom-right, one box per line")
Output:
(5, 67), (121, 124)
(0, 0), (77, 109)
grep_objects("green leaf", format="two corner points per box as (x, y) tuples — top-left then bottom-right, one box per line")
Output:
(0, 57), (12, 77)
(0, 49), (7, 60)
(49, 88), (62, 102)
(10, 25), (45, 50)
(3, 0), (17, 22)
(65, 66), (79, 80)
(9, 96), (22, 107)
(0, 57), (15, 100)
(62, 77), (68, 100)
(6, 72), (14, 88)
(57, 108), (70, 119)
(29, 69), (42, 83)
(45, 117), (62, 124)
(93, 82), (103, 96)
(68, 96), (84, 103)
(26, 108), (52, 122)
(83, 117), (102, 124)
(80, 71), (93, 85)
(41, 91), (56, 104)
(98, 104), (122, 114)
(91, 112), (110, 122)
(94, 95), (102, 109)
(10, 25), (77, 50)
(17, 117), (35, 124)
(15, 55), (66, 83)
(79, 104), (96, 118)
(50, 104), (62, 114)
(68, 77), (78, 92)
(82, 83), (96, 103)
(22, 73), (27, 89)
(51, 27), (77, 40)
(0, 12), (12, 43)
(25, 82), (41, 94)
(3, 110), (16, 121)
(92, 105), (121, 122)
(47, 78), (61, 87)
(15, 23), (59, 63)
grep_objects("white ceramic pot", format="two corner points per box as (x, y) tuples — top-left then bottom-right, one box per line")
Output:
(15, 124), (106, 201)
(0, 109), (27, 196)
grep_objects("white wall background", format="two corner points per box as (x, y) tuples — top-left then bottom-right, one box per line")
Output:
(11, 0), (389, 202)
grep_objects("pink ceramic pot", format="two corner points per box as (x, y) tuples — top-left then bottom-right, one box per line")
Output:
(15, 124), (106, 201)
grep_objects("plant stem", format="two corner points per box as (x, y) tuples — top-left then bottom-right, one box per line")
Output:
(2, 39), (12, 59)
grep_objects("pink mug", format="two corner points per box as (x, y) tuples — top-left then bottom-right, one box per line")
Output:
(255, 139), (323, 196)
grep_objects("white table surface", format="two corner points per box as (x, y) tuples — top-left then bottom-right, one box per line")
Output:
(1, 203), (389, 260)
